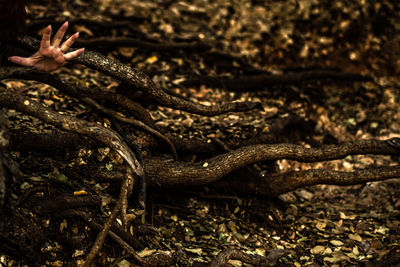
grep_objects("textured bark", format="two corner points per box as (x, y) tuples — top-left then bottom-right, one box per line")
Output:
(144, 140), (400, 188)
(0, 85), (143, 177)
(210, 248), (287, 267)
(0, 67), (156, 127)
(258, 166), (400, 196)
(1, 33), (396, 267)
(9, 130), (400, 198)
(16, 37), (260, 116)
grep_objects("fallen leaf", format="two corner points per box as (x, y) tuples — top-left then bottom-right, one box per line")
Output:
(330, 240), (344, 246)
(116, 259), (130, 267)
(145, 56), (158, 64)
(59, 219), (67, 232)
(311, 245), (325, 254)
(348, 233), (362, 242)
(374, 226), (389, 235)
(137, 248), (156, 257)
(184, 247), (203, 255)
(73, 190), (88, 196)
(228, 260), (242, 267)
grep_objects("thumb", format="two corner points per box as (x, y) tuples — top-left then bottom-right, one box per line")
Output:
(8, 56), (33, 67)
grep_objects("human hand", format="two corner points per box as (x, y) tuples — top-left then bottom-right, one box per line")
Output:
(8, 21), (84, 72)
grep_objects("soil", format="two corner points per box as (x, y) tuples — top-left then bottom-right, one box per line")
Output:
(1, 0), (400, 266)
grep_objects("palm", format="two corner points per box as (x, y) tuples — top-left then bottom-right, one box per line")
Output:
(9, 22), (84, 72)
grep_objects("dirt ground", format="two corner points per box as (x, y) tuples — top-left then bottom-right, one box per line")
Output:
(1, 0), (400, 266)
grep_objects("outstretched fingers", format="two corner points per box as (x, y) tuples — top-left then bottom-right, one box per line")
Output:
(52, 21), (69, 47)
(64, 48), (85, 61)
(60, 32), (80, 52)
(40, 25), (52, 50)
(10, 22), (84, 72)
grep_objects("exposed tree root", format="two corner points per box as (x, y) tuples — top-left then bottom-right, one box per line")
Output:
(84, 164), (137, 266)
(82, 97), (178, 160)
(70, 209), (180, 266)
(182, 70), (372, 90)
(28, 18), (210, 52)
(8, 112), (310, 158)
(0, 66), (156, 126)
(144, 139), (400, 187)
(33, 195), (101, 214)
(0, 85), (144, 265)
(0, 32), (396, 267)
(16, 37), (260, 116)
(84, 201), (124, 266)
(69, 210), (146, 265)
(210, 248), (288, 267)
(0, 85), (143, 177)
(0, 67), (170, 146)
(259, 166), (400, 196)
(9, 130), (400, 199)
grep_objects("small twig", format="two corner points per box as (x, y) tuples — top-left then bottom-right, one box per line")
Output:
(84, 163), (135, 266)
(70, 210), (145, 265)
(83, 202), (121, 266)
(121, 165), (134, 231)
(84, 153), (137, 266)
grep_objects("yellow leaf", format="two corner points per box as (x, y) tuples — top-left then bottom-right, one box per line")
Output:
(73, 190), (87, 196)
(353, 246), (360, 256)
(254, 248), (266, 256)
(116, 259), (130, 267)
(375, 226), (389, 235)
(311, 245), (325, 254)
(348, 233), (362, 242)
(228, 260), (242, 267)
(60, 219), (67, 232)
(315, 222), (326, 231)
(145, 56), (158, 64)
(184, 247), (202, 255)
(330, 240), (344, 246)
(137, 248), (156, 257)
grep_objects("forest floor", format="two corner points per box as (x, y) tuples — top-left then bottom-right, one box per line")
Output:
(1, 0), (400, 266)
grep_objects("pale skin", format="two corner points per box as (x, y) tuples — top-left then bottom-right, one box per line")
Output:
(8, 21), (85, 72)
